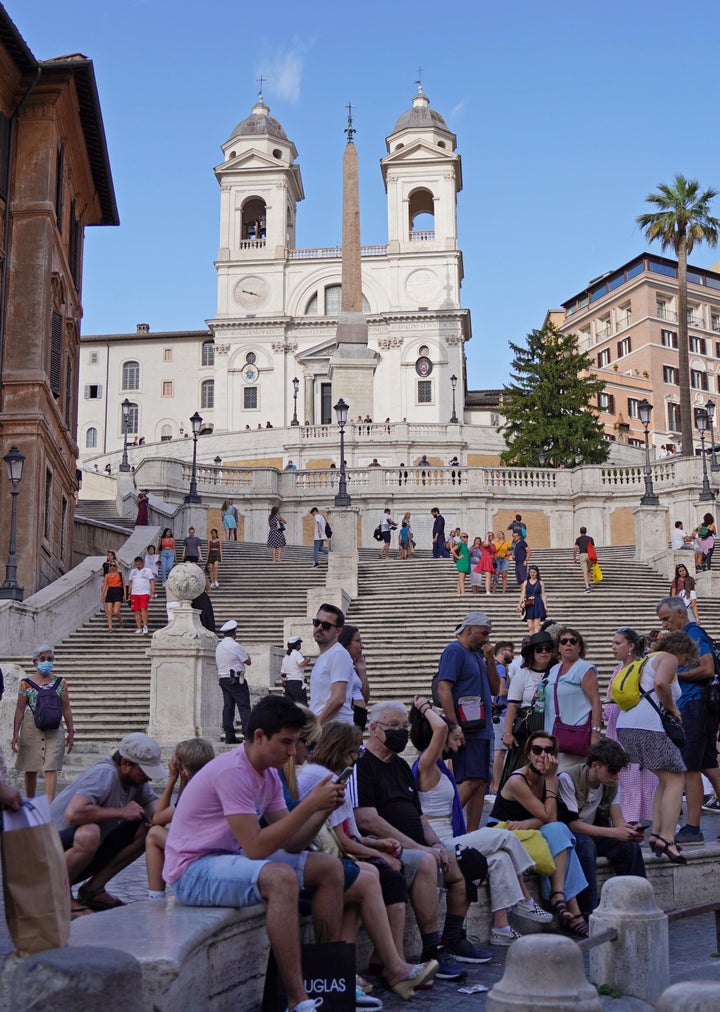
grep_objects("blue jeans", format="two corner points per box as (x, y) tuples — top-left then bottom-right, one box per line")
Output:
(313, 539), (329, 564)
(160, 548), (175, 583)
(536, 822), (587, 902)
(573, 832), (646, 917)
(173, 849), (308, 907)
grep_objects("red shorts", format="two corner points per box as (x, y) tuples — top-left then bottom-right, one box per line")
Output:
(130, 593), (149, 611)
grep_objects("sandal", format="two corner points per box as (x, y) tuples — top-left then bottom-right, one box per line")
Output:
(386, 961), (438, 1001)
(77, 886), (127, 911)
(652, 836), (687, 865)
(565, 914), (589, 939)
(70, 899), (94, 921)
(548, 890), (575, 931)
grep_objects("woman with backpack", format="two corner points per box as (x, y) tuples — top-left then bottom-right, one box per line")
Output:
(695, 512), (716, 571)
(11, 644), (74, 803)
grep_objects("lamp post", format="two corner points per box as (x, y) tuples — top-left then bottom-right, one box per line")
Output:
(695, 407), (715, 502)
(119, 398), (131, 472)
(450, 374), (459, 424)
(184, 411), (203, 504)
(538, 451), (545, 467)
(706, 399), (719, 471)
(333, 397), (351, 507)
(638, 398), (660, 505)
(291, 376), (300, 427)
(0, 445), (26, 601)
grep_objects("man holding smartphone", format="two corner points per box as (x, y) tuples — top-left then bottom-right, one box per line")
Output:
(556, 739), (646, 918)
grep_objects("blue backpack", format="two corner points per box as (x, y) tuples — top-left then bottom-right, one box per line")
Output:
(25, 678), (63, 730)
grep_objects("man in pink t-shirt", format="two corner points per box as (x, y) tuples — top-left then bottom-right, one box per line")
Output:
(164, 696), (346, 1012)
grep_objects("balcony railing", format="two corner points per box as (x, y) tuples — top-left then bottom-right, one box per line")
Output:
(657, 307), (678, 322)
(238, 239), (266, 251)
(409, 230), (435, 242)
(288, 245), (388, 260)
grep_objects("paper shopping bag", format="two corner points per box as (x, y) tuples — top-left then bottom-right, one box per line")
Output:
(262, 939), (355, 1011)
(2, 798), (71, 955)
(591, 562), (603, 584)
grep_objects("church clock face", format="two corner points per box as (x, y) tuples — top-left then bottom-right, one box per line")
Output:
(406, 268), (439, 303)
(234, 276), (268, 309)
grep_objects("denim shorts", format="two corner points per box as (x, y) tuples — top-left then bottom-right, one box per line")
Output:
(173, 849), (308, 908)
(495, 558), (509, 572)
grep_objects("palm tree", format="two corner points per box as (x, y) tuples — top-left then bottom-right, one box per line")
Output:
(636, 174), (720, 456)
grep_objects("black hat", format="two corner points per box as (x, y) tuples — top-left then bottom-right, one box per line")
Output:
(520, 631), (554, 664)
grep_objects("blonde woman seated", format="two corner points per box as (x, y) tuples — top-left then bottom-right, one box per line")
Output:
(410, 696), (552, 946)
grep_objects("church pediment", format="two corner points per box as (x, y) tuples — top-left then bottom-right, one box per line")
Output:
(214, 148), (291, 173)
(296, 336), (338, 363)
(381, 139), (457, 166)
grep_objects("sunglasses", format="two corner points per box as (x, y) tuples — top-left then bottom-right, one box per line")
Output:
(299, 737), (316, 753)
(534, 645), (552, 653)
(530, 744), (556, 756)
(559, 637), (578, 646)
(313, 618), (338, 631)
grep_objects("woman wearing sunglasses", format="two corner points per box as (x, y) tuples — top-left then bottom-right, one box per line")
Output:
(544, 628), (602, 771)
(500, 632), (555, 786)
(488, 731), (589, 938)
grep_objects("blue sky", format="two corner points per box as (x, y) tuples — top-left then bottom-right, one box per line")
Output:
(12, 0), (720, 390)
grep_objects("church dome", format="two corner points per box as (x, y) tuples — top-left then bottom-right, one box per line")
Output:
(391, 89), (450, 134)
(228, 97), (288, 142)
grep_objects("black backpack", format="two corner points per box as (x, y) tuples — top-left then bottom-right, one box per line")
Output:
(25, 677), (63, 730)
(325, 521), (333, 540)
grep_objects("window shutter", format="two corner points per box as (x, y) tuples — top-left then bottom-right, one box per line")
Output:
(50, 311), (63, 396)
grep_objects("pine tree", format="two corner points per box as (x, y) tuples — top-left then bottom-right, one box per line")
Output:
(500, 322), (609, 467)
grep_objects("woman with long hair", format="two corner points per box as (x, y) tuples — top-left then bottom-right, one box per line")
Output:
(544, 628), (602, 771)
(696, 512), (716, 571)
(267, 505), (287, 563)
(451, 532), (471, 595)
(501, 631), (556, 785)
(158, 529), (175, 584)
(101, 557), (125, 631)
(670, 563), (699, 621)
(517, 565), (548, 634)
(472, 533), (496, 595)
(338, 625), (370, 730)
(221, 499), (236, 541)
(468, 537), (483, 593)
(207, 528), (222, 587)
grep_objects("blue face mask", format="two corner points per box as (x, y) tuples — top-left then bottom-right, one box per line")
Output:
(37, 661), (54, 675)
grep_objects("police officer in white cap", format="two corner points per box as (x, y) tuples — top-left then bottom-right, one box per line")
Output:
(280, 635), (308, 705)
(216, 620), (252, 743)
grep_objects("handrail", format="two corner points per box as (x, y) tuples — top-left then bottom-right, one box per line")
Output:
(575, 927), (617, 952)
(667, 899), (720, 951)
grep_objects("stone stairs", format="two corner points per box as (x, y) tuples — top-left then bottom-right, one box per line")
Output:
(75, 499), (135, 531)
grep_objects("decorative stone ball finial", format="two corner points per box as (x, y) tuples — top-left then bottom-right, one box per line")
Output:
(166, 563), (205, 602)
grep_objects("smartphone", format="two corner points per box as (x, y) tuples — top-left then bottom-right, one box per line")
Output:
(633, 822), (651, 832)
(333, 767), (354, 784)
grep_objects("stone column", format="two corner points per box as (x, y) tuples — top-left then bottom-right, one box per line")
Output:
(633, 503), (670, 562)
(327, 507), (359, 598)
(588, 875), (668, 1005)
(487, 934), (601, 1011)
(146, 565), (221, 745)
(657, 981), (720, 1010)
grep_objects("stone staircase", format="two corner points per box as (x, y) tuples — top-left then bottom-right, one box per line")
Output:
(7, 541), (720, 767)
(75, 499), (135, 531)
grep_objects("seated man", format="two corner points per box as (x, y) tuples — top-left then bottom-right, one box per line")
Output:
(671, 520), (695, 551)
(557, 739), (646, 918)
(164, 695), (347, 1012)
(50, 732), (165, 914)
(350, 700), (492, 978)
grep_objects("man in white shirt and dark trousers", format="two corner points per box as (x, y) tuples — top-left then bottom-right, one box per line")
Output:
(378, 507), (397, 559)
(216, 620), (251, 743)
(310, 506), (330, 568)
(309, 604), (355, 724)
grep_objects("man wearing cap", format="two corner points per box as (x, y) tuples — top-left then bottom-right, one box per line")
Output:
(50, 732), (163, 912)
(281, 635), (308, 705)
(435, 612), (500, 831)
(216, 620), (252, 744)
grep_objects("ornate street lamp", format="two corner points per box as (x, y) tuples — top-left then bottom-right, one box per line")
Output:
(538, 451), (546, 467)
(184, 411), (203, 504)
(705, 399), (719, 471)
(695, 407), (715, 502)
(638, 398), (660, 505)
(334, 397), (351, 507)
(450, 374), (459, 424)
(291, 376), (300, 427)
(0, 445), (26, 600)
(119, 398), (131, 472)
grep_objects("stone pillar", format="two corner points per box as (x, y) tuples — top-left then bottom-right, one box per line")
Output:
(633, 503), (670, 562)
(146, 565), (221, 745)
(327, 507), (359, 598)
(8, 947), (142, 1010)
(178, 503), (209, 540)
(589, 875), (668, 1005)
(487, 934), (601, 1011)
(657, 981), (720, 1010)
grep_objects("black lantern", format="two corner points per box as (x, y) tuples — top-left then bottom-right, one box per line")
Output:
(291, 376), (300, 427)
(119, 398), (132, 472)
(696, 407), (715, 502)
(638, 398), (659, 505)
(0, 445), (26, 600)
(450, 374), (459, 424)
(184, 411), (203, 504)
(334, 398), (351, 507)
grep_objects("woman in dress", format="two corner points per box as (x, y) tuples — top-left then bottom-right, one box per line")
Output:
(670, 563), (699, 622)
(604, 627), (658, 824)
(410, 697), (552, 946)
(517, 565), (548, 634)
(501, 631), (556, 785)
(615, 631), (691, 863)
(158, 528), (175, 584)
(472, 533), (496, 595)
(451, 532), (471, 595)
(280, 635), (308, 705)
(339, 624), (370, 730)
(696, 512), (716, 571)
(267, 505), (287, 562)
(11, 644), (74, 803)
(488, 731), (589, 938)
(543, 628), (602, 771)
(101, 558), (125, 631)
(468, 538), (483, 593)
(135, 489), (149, 526)
(221, 499), (236, 541)
(207, 528), (222, 587)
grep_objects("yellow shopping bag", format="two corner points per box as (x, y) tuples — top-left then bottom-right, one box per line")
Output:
(591, 562), (603, 583)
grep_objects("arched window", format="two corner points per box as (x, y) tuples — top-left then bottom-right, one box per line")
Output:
(122, 360), (140, 390)
(408, 188), (435, 240)
(305, 292), (318, 314)
(323, 285), (370, 315)
(85, 426), (97, 449)
(125, 402), (139, 435)
(242, 198), (267, 241)
(160, 424), (172, 442)
(202, 340), (215, 367)
(201, 379), (214, 410)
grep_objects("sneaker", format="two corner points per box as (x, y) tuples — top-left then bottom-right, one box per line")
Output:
(702, 796), (720, 812)
(311, 563), (319, 568)
(355, 986), (383, 1009)
(443, 937), (493, 964)
(675, 826), (705, 846)
(489, 926), (522, 946)
(513, 898), (554, 923)
(583, 587), (591, 594)
(134, 628), (143, 635)
(142, 626), (149, 635)
(420, 947), (466, 981)
(484, 793), (496, 803)
(287, 1001), (323, 1012)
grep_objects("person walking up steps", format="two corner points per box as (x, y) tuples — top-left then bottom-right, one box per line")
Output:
(573, 527), (595, 593)
(310, 506), (330, 568)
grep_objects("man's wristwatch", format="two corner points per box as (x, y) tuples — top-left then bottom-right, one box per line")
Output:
(591, 726), (603, 732)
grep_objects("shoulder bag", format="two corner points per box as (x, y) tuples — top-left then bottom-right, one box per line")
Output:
(551, 673), (592, 756)
(639, 686), (685, 749)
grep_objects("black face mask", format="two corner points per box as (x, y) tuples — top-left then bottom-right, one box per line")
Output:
(383, 728), (409, 753)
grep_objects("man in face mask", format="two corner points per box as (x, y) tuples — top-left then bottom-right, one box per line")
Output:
(351, 702), (491, 976)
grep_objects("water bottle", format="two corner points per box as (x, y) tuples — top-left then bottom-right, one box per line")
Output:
(534, 682), (546, 714)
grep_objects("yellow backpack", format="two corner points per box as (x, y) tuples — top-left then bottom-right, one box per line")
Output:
(610, 656), (648, 710)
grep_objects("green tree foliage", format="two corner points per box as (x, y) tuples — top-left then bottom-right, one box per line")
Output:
(501, 323), (609, 467)
(636, 174), (719, 456)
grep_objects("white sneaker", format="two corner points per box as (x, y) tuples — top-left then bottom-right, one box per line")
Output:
(513, 898), (553, 923)
(142, 626), (149, 635)
(287, 1001), (323, 1012)
(134, 628), (143, 635)
(489, 926), (522, 946)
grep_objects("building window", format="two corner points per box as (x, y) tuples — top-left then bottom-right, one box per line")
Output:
(687, 307), (702, 327)
(408, 187), (435, 240)
(668, 402), (681, 430)
(125, 402), (139, 435)
(50, 311), (63, 397)
(160, 424), (172, 441)
(617, 337), (632, 358)
(617, 303), (632, 329)
(661, 329), (679, 349)
(627, 397), (640, 419)
(84, 384), (103, 399)
(597, 318), (611, 341)
(90, 352), (98, 365)
(163, 347), (173, 362)
(598, 392), (615, 413)
(161, 381), (173, 397)
(417, 380), (433, 404)
(202, 340), (215, 366)
(44, 469), (52, 541)
(689, 335), (707, 355)
(122, 360), (140, 391)
(201, 379), (214, 409)
(86, 427), (97, 448)
(64, 357), (72, 426)
(712, 313), (720, 333)
(663, 365), (679, 384)
(656, 299), (667, 319)
(325, 285), (342, 315)
(243, 387), (258, 410)
(597, 349), (611, 368)
(691, 369), (709, 391)
(60, 496), (68, 563)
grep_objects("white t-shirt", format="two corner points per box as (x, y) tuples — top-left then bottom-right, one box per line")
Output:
(309, 641), (355, 722)
(297, 762), (360, 834)
(380, 513), (395, 533)
(616, 653), (681, 733)
(671, 528), (691, 549)
(127, 567), (154, 596)
(313, 512), (326, 540)
(557, 773), (615, 822)
(507, 666), (544, 707)
(143, 553), (160, 578)
(281, 649), (306, 680)
(215, 637), (250, 679)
